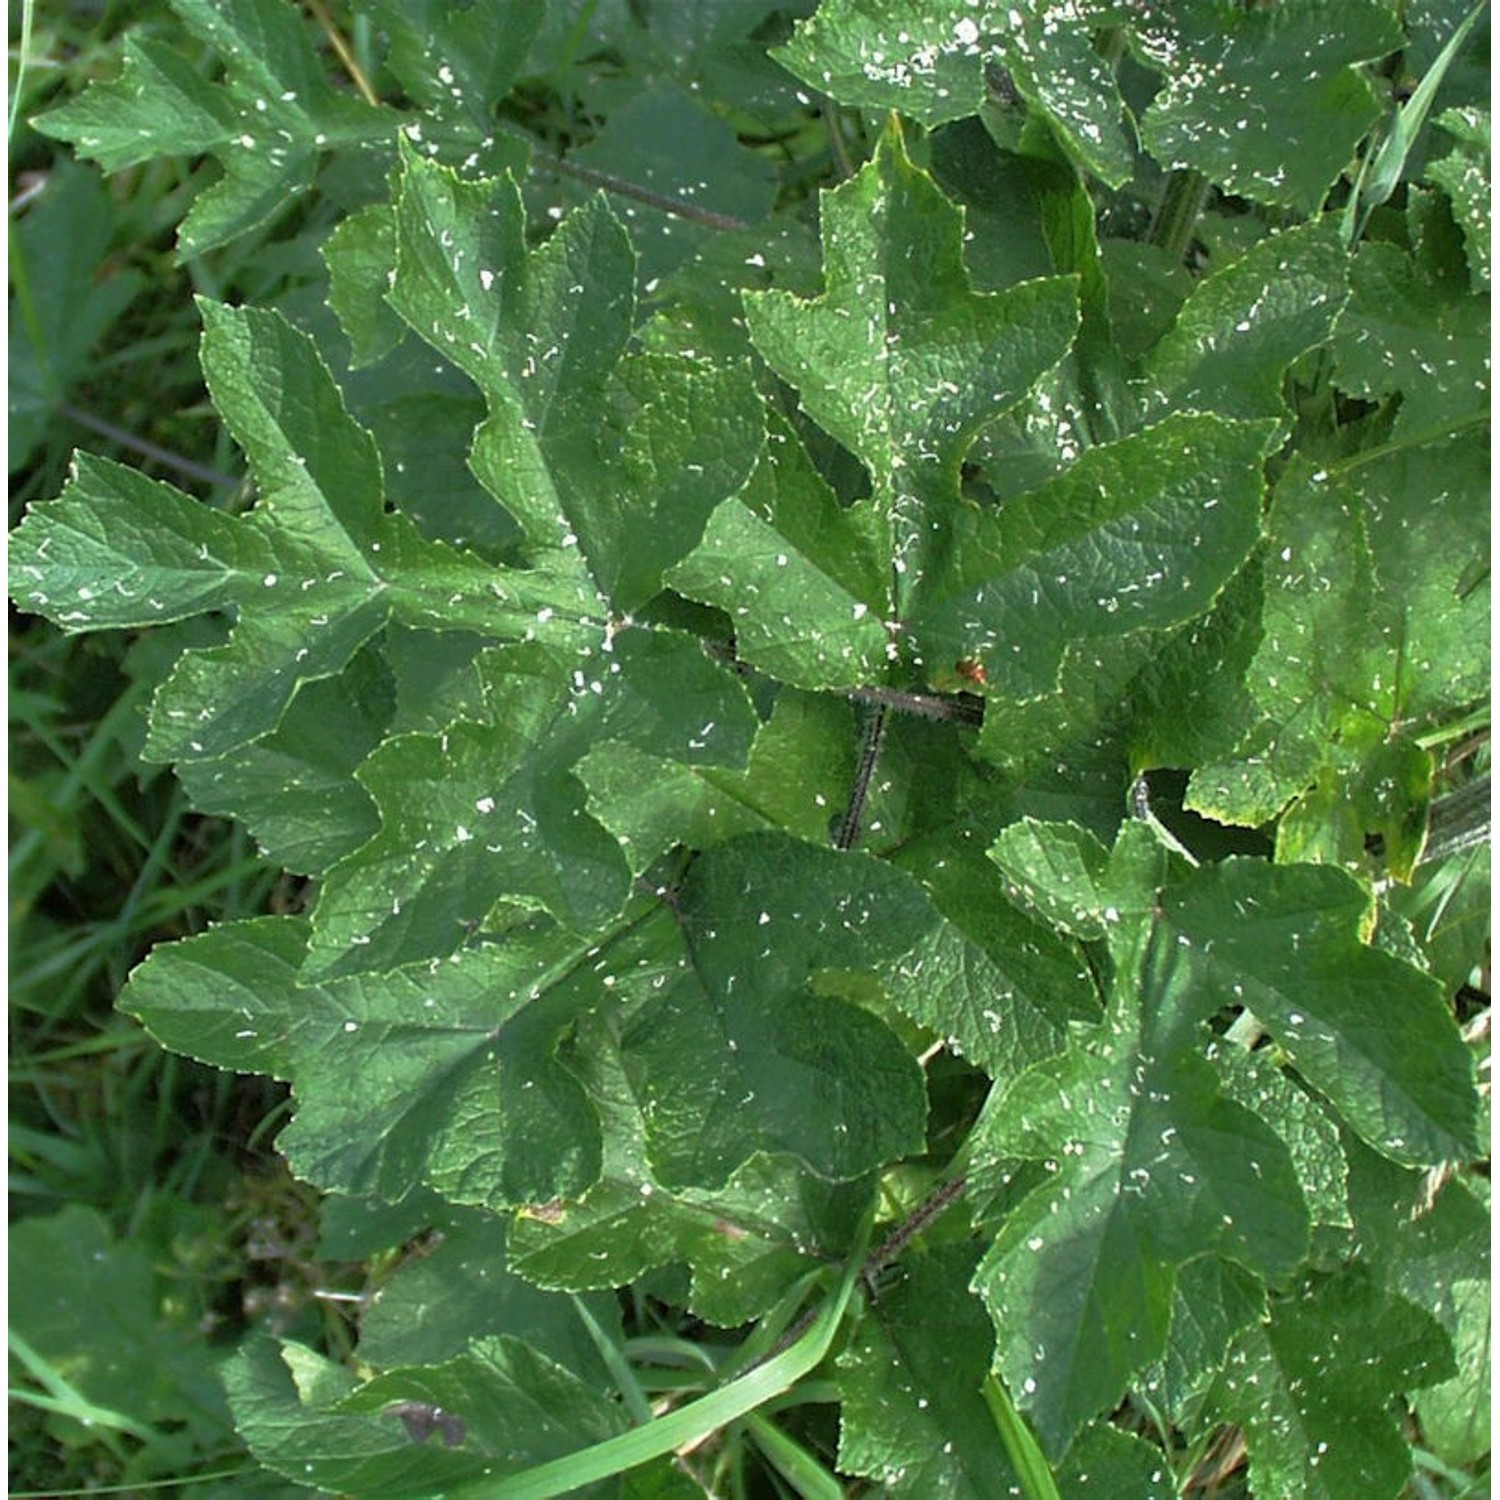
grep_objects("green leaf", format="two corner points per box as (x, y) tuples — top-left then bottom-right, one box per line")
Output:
(1140, 0), (1404, 214)
(1205, 1267), (1454, 1500)
(1150, 1256), (1268, 1427)
(564, 81), (779, 281)
(580, 690), (855, 866)
(1052, 1423), (1176, 1498)
(780, 1), (1409, 211)
(317, 1187), (454, 1261)
(1213, 1046), (1350, 1231)
(777, 2), (1134, 184)
(1275, 732), (1435, 879)
(303, 664), (623, 974)
(356, 1212), (622, 1390)
(172, 643), (390, 873)
(225, 1337), (433, 1498)
(970, 649), (1154, 788)
(988, 817), (1116, 942)
(973, 1057), (1305, 1459)
(603, 354), (767, 613)
(352, 379), (516, 556)
(380, 624), (492, 731)
(35, 31), (234, 174)
(326, 205), (406, 369)
(1331, 233), (1490, 440)
(390, 146), (765, 608)
(907, 412), (1275, 710)
(625, 958), (926, 1188)
(1174, 859), (1478, 1165)
(226, 1332), (663, 1498)
(11, 452), (272, 630)
(120, 915), (605, 1209)
(1098, 241), (1194, 364)
(929, 123), (1063, 295)
(371, 0), (545, 128)
(837, 1244), (1021, 1496)
(1411, 1271), (1490, 1467)
(744, 120), (1079, 617)
(1125, 556), (1265, 775)
(1188, 435), (1488, 831)
(197, 297), (385, 551)
(510, 1149), (866, 1329)
(506, 981), (872, 1328)
(970, 824), (1473, 1452)
(340, 1335), (636, 1478)
(892, 821), (1101, 1080)
(1427, 106), (1490, 291)
(36, 0), (385, 255)
(982, 7), (1136, 187)
(305, 632), (757, 976)
(970, 852), (1312, 1456)
(8, 159), (142, 473)
(8, 452), (374, 764)
(773, 2), (989, 127)
(8, 303), (607, 763)
(578, 742), (772, 869)
(387, 149), (627, 546)
(982, 1373), (1062, 1500)
(668, 416), (893, 691)
(1345, 1142), (1492, 1468)
(1142, 219), (1349, 422)
(623, 834), (930, 1186)
(935, 128), (1137, 499)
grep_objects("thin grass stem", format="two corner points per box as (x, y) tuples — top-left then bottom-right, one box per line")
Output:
(59, 404), (241, 491)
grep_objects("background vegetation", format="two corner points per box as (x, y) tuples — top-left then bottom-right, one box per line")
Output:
(10, 5), (326, 1491)
(9, 2), (1489, 1496)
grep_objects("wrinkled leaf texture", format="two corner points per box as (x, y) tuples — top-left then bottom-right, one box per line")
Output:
(11, 1), (1490, 1493)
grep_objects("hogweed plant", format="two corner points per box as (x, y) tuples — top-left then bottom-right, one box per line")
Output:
(10, 1), (1490, 1495)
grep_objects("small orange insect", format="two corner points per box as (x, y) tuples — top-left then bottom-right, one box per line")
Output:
(955, 657), (988, 686)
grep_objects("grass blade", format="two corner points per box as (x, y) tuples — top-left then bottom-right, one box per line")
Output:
(450, 1212), (874, 1499)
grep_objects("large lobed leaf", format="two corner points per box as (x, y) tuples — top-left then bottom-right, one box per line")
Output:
(978, 819), (1476, 1453)
(777, 0), (1404, 210)
(742, 120), (1079, 617)
(223, 1331), (691, 1498)
(36, 0), (389, 255)
(8, 298), (608, 766)
(11, 4), (1491, 1490)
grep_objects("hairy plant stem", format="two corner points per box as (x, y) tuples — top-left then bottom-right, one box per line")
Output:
(835, 703), (888, 850)
(60, 404), (241, 491)
(1148, 167), (1210, 264)
(1091, 26), (1129, 71)
(860, 1175), (969, 1292)
(823, 103), (857, 180)
(763, 1176), (970, 1360)
(847, 684), (984, 725)
(530, 151), (752, 232)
